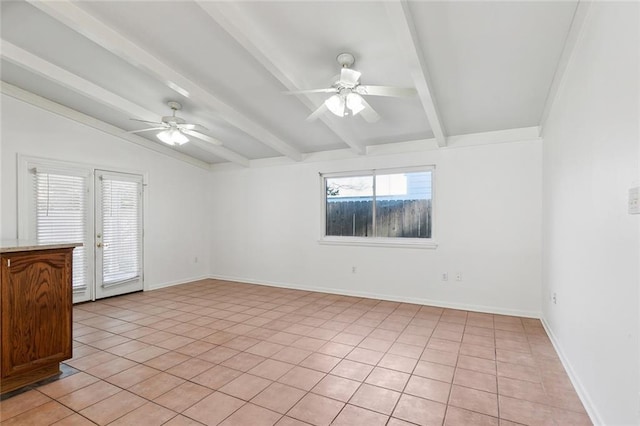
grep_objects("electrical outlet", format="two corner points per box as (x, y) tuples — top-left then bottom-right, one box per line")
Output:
(442, 273), (448, 281)
(456, 273), (462, 281)
(194, 257), (198, 263)
(629, 187), (640, 214)
(552, 292), (557, 304)
(352, 266), (357, 274)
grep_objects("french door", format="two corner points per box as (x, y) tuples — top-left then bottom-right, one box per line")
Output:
(94, 171), (143, 300)
(26, 161), (143, 303)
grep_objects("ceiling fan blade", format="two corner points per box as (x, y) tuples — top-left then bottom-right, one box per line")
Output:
(356, 85), (417, 97)
(182, 129), (223, 146)
(180, 123), (208, 132)
(130, 118), (163, 125)
(126, 127), (167, 134)
(357, 97), (380, 123)
(285, 88), (338, 95)
(340, 68), (361, 86)
(306, 103), (328, 122)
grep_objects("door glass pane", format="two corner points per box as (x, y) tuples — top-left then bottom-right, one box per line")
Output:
(325, 175), (373, 236)
(34, 172), (88, 290)
(100, 177), (141, 286)
(375, 171), (432, 238)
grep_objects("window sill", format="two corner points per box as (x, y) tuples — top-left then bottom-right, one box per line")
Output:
(318, 237), (438, 249)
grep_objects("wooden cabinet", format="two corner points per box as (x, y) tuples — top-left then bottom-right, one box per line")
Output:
(0, 246), (75, 394)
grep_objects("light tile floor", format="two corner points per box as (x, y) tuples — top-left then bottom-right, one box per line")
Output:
(0, 279), (592, 425)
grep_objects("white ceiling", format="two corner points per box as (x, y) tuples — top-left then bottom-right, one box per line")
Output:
(0, 1), (579, 167)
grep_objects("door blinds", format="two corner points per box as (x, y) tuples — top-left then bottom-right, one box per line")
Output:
(34, 170), (88, 291)
(100, 176), (141, 286)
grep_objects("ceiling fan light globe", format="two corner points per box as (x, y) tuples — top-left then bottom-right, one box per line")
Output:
(157, 128), (188, 145)
(157, 130), (175, 145)
(172, 130), (189, 145)
(346, 93), (365, 116)
(325, 94), (345, 117)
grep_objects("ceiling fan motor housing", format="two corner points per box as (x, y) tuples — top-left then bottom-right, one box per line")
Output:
(161, 116), (186, 125)
(164, 101), (185, 125)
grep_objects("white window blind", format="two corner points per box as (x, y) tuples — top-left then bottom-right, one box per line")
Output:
(34, 170), (88, 290)
(100, 177), (141, 286)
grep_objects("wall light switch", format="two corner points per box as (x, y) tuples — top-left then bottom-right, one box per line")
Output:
(629, 187), (640, 214)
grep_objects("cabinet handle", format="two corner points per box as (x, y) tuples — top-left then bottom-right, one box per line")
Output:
(97, 242), (103, 248)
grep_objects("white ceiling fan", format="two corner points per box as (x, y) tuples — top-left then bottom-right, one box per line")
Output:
(287, 53), (417, 123)
(127, 101), (221, 146)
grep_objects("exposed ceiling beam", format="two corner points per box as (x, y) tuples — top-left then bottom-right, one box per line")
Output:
(195, 1), (366, 155)
(1, 81), (210, 170)
(27, 0), (303, 161)
(1, 40), (156, 122)
(385, 0), (447, 147)
(539, 0), (592, 136)
(1, 40), (250, 167)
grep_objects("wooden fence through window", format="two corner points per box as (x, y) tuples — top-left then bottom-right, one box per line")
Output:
(326, 199), (432, 238)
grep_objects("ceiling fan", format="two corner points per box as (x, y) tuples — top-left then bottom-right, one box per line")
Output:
(127, 101), (221, 146)
(287, 53), (417, 123)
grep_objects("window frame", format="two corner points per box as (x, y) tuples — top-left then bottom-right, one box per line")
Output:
(319, 165), (437, 249)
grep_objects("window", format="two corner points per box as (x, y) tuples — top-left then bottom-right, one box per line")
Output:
(321, 166), (434, 247)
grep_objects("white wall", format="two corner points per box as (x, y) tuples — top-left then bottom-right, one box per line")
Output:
(0, 94), (210, 290)
(209, 139), (542, 317)
(541, 2), (639, 425)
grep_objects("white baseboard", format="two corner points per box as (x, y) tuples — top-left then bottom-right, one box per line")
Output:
(145, 275), (210, 291)
(541, 317), (602, 425)
(208, 273), (541, 319)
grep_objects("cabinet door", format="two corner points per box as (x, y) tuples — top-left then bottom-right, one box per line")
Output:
(1, 250), (73, 378)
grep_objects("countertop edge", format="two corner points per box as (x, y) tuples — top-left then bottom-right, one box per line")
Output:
(0, 242), (83, 253)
